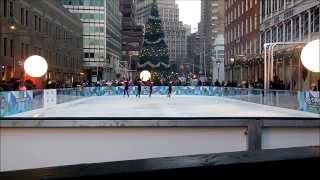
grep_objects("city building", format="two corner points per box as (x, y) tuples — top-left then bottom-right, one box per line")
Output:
(185, 32), (201, 74)
(184, 24), (192, 36)
(0, 0), (83, 84)
(212, 33), (225, 82)
(185, 32), (200, 74)
(199, 0), (224, 81)
(260, 0), (320, 90)
(135, 0), (187, 70)
(120, 0), (144, 80)
(224, 0), (260, 84)
(60, 0), (122, 82)
(105, 0), (123, 80)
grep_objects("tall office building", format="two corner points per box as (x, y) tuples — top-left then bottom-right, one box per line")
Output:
(120, 0), (144, 80)
(135, 0), (187, 70)
(199, 0), (224, 80)
(186, 32), (201, 74)
(0, 0), (83, 84)
(60, 0), (122, 81)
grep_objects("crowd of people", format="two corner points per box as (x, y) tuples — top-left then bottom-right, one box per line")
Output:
(0, 74), (317, 92)
(0, 78), (35, 92)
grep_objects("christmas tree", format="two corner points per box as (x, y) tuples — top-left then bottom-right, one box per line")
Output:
(138, 0), (170, 71)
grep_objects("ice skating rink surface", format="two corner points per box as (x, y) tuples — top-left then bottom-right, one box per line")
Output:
(11, 95), (319, 118)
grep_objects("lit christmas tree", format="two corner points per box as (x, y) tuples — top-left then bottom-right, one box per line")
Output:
(138, 0), (170, 72)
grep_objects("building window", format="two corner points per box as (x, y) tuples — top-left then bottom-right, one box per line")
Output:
(39, 17), (42, 32)
(34, 15), (38, 31)
(45, 21), (49, 35)
(3, 0), (8, 17)
(20, 8), (25, 25)
(9, 1), (13, 17)
(25, 10), (29, 26)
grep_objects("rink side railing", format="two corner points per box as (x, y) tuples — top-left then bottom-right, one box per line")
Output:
(0, 86), (319, 116)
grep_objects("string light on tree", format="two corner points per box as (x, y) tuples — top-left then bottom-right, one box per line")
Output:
(138, 0), (170, 71)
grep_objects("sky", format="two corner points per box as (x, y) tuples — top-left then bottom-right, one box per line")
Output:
(176, 0), (201, 33)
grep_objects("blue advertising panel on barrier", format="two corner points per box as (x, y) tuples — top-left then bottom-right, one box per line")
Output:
(1, 87), (320, 116)
(298, 91), (320, 114)
(0, 91), (33, 117)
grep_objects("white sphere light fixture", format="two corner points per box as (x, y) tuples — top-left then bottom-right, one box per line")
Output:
(140, 70), (151, 81)
(301, 39), (320, 73)
(24, 55), (48, 77)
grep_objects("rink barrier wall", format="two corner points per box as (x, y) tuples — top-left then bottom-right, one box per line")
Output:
(0, 86), (319, 116)
(0, 118), (320, 172)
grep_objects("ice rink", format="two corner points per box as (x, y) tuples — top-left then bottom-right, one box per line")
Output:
(11, 95), (319, 118)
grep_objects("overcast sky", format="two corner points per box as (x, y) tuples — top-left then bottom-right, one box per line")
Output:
(176, 0), (201, 33)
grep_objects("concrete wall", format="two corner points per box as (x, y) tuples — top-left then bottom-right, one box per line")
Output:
(0, 128), (247, 172)
(1, 127), (319, 172)
(262, 128), (320, 149)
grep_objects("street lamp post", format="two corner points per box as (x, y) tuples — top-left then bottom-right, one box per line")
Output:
(230, 58), (235, 82)
(217, 60), (221, 81)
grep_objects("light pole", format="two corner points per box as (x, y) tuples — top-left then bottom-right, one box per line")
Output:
(230, 58), (235, 82)
(217, 60), (221, 81)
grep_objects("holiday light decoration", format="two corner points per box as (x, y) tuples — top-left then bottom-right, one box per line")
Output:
(24, 55), (48, 77)
(140, 70), (152, 81)
(138, 0), (170, 70)
(301, 39), (320, 72)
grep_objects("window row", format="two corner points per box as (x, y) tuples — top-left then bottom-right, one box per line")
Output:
(226, 15), (259, 43)
(226, 0), (258, 25)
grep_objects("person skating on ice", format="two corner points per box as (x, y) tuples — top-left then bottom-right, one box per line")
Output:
(168, 81), (173, 98)
(149, 81), (153, 98)
(136, 81), (142, 98)
(124, 80), (129, 97)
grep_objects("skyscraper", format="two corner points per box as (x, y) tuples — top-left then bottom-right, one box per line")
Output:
(135, 0), (187, 71)
(120, 0), (144, 79)
(60, 0), (122, 81)
(199, 0), (224, 80)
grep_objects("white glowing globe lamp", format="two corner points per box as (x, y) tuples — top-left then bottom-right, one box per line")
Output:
(301, 39), (320, 73)
(140, 70), (151, 81)
(24, 55), (48, 77)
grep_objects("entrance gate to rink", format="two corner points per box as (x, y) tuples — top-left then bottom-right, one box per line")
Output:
(1, 86), (320, 117)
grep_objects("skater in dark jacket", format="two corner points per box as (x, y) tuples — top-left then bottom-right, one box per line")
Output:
(168, 82), (173, 98)
(149, 82), (153, 97)
(136, 81), (142, 98)
(124, 81), (129, 97)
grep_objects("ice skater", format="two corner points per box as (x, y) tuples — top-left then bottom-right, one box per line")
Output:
(136, 81), (142, 98)
(149, 82), (153, 98)
(167, 82), (173, 98)
(124, 81), (129, 97)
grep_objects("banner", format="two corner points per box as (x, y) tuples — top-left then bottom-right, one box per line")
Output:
(0, 91), (33, 117)
(298, 91), (320, 114)
(44, 89), (57, 108)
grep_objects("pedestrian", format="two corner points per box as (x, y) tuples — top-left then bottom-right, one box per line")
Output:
(136, 81), (142, 98)
(149, 82), (153, 98)
(168, 82), (173, 98)
(124, 81), (129, 97)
